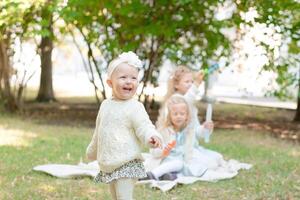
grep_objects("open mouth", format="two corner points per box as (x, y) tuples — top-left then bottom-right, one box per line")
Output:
(122, 87), (132, 92)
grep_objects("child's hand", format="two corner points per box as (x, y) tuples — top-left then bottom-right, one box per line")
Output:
(194, 71), (204, 86)
(203, 121), (214, 131)
(149, 136), (162, 149)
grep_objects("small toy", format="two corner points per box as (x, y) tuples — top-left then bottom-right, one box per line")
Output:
(162, 140), (176, 157)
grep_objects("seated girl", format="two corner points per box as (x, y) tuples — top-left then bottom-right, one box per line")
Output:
(141, 94), (218, 180)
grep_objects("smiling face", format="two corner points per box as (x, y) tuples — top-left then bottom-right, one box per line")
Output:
(106, 63), (139, 100)
(169, 102), (189, 131)
(174, 72), (193, 95)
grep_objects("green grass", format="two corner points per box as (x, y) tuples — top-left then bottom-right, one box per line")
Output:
(0, 112), (299, 200)
(198, 102), (296, 122)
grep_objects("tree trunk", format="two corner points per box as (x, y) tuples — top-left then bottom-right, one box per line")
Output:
(0, 39), (18, 111)
(36, 5), (55, 102)
(294, 75), (300, 122)
(138, 39), (162, 106)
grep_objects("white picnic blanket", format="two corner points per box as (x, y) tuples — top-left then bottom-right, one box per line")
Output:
(139, 153), (252, 191)
(33, 161), (99, 178)
(33, 154), (252, 192)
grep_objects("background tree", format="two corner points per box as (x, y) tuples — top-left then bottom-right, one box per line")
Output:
(0, 0), (65, 108)
(36, 0), (56, 102)
(62, 0), (231, 107)
(0, 0), (36, 111)
(232, 0), (300, 121)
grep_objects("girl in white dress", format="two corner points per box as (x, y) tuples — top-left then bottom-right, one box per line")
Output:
(143, 94), (215, 180)
(153, 66), (225, 179)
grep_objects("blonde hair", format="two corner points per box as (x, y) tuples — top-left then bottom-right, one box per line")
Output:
(164, 65), (192, 101)
(156, 94), (191, 131)
(156, 94), (195, 162)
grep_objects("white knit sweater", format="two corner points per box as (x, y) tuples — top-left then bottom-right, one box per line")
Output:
(86, 98), (162, 173)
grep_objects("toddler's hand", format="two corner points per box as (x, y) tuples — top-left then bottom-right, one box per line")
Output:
(203, 121), (214, 131)
(149, 136), (162, 149)
(194, 71), (204, 86)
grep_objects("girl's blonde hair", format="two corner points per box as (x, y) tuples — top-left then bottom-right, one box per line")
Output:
(156, 94), (195, 161)
(164, 65), (192, 101)
(156, 94), (191, 131)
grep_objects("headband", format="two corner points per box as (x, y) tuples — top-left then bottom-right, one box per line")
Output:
(107, 51), (143, 79)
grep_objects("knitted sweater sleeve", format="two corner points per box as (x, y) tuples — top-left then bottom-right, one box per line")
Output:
(86, 110), (101, 161)
(132, 102), (162, 146)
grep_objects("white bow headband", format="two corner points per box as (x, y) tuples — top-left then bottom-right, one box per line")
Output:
(107, 51), (143, 79)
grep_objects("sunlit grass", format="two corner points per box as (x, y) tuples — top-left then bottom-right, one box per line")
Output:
(0, 111), (299, 199)
(0, 126), (37, 146)
(23, 87), (98, 104)
(210, 102), (295, 121)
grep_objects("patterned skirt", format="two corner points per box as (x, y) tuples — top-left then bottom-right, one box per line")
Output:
(94, 159), (147, 184)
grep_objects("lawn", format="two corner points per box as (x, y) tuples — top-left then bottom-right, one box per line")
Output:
(0, 106), (299, 199)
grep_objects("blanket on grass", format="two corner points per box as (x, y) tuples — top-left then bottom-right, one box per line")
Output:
(33, 154), (252, 192)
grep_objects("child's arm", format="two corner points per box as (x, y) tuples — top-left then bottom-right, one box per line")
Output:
(195, 124), (205, 139)
(195, 121), (214, 139)
(184, 71), (204, 103)
(132, 102), (163, 148)
(193, 71), (204, 87)
(184, 84), (201, 105)
(86, 111), (101, 160)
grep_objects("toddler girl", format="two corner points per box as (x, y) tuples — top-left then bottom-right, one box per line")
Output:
(143, 94), (215, 180)
(86, 52), (162, 200)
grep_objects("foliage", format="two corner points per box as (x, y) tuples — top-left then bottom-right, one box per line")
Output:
(0, 0), (34, 110)
(1, 0), (299, 114)
(0, 0), (65, 108)
(61, 0), (232, 100)
(233, 0), (300, 100)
